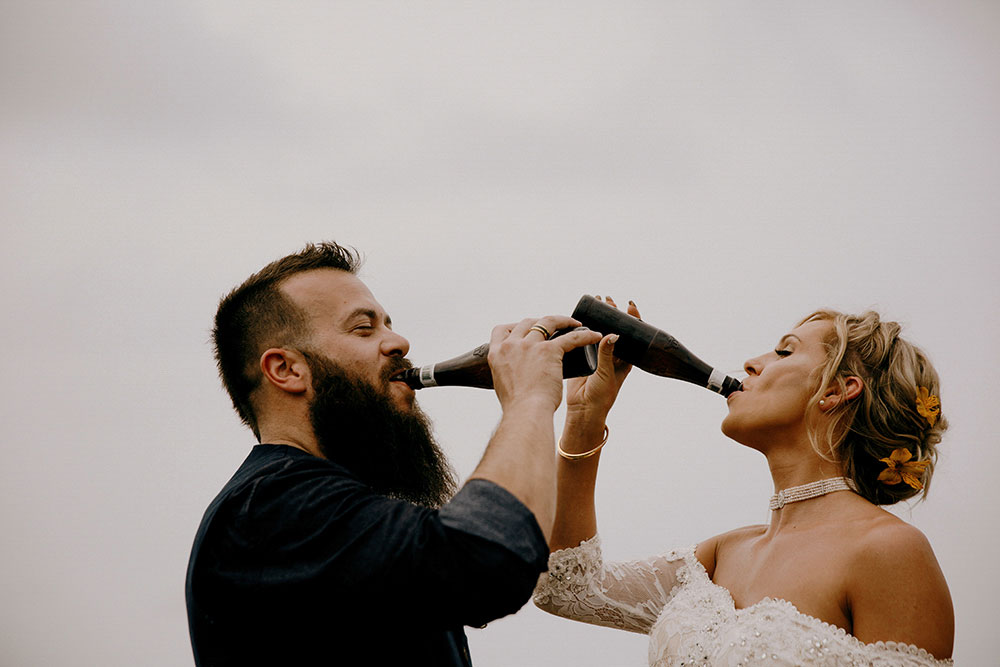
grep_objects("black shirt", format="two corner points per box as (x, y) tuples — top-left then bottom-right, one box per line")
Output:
(186, 445), (548, 666)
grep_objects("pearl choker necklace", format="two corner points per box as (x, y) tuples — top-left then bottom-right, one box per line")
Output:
(769, 477), (858, 511)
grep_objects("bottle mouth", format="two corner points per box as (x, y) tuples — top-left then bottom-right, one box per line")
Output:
(716, 375), (742, 397)
(721, 370), (746, 396)
(395, 367), (424, 390)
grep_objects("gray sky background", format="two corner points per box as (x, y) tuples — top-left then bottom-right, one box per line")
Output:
(2, 2), (998, 665)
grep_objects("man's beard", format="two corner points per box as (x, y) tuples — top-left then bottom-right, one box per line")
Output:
(302, 350), (458, 508)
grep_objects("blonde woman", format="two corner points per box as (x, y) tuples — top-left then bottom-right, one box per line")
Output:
(535, 301), (953, 665)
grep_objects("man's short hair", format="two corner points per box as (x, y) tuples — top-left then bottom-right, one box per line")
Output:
(213, 242), (362, 439)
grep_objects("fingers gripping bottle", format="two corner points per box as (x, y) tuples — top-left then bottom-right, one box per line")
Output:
(398, 327), (599, 390)
(571, 295), (742, 397)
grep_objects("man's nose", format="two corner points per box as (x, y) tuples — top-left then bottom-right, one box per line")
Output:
(381, 330), (410, 357)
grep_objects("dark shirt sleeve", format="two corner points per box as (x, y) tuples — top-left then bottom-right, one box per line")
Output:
(208, 458), (549, 630)
(438, 479), (547, 566)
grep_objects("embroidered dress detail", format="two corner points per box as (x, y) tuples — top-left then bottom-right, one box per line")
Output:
(769, 477), (858, 511)
(534, 535), (952, 666)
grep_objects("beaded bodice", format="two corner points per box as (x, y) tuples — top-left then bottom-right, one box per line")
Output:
(534, 535), (951, 666)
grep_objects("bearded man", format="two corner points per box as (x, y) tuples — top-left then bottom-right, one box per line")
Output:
(185, 242), (601, 666)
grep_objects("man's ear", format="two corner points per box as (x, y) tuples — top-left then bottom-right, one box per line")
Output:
(820, 375), (864, 411)
(260, 348), (310, 395)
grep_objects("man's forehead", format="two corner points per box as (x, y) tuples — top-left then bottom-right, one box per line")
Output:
(281, 269), (380, 316)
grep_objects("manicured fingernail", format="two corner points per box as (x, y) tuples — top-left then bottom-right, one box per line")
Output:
(610, 334), (619, 344)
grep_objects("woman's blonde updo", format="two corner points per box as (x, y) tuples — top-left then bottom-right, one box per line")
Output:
(800, 310), (946, 505)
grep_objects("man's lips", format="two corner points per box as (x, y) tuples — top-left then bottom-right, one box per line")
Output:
(390, 378), (414, 394)
(386, 364), (415, 392)
(385, 360), (413, 382)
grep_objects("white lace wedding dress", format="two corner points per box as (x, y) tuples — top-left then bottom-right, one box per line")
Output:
(534, 535), (952, 666)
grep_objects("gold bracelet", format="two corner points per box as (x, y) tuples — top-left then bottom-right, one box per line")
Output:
(557, 425), (609, 461)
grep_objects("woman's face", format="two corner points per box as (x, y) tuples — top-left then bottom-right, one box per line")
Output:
(721, 319), (833, 448)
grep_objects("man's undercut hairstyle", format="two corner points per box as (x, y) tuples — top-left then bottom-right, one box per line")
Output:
(213, 242), (363, 440)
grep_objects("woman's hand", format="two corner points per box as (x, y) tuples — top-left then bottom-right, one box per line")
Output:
(564, 297), (641, 429)
(549, 297), (641, 546)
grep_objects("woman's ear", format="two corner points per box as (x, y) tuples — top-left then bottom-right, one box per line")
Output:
(843, 376), (864, 401)
(820, 376), (864, 410)
(260, 348), (310, 395)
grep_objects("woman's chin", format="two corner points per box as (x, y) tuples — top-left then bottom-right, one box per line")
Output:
(720, 418), (752, 448)
(720, 415), (739, 440)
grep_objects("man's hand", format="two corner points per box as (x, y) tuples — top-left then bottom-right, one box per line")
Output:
(488, 316), (603, 414)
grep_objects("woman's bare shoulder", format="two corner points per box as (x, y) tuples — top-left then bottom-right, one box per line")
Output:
(696, 524), (767, 577)
(843, 508), (941, 571)
(846, 511), (954, 659)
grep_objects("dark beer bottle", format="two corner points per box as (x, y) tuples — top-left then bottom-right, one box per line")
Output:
(398, 327), (599, 390)
(571, 295), (742, 397)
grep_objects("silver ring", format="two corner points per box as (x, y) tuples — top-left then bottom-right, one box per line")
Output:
(528, 324), (552, 339)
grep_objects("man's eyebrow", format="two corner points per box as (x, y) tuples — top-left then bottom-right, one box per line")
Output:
(343, 308), (391, 326)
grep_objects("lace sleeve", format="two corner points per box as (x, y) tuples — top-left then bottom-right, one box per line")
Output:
(533, 534), (687, 635)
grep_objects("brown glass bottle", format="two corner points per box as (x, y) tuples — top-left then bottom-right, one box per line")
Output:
(571, 295), (742, 397)
(397, 327), (599, 390)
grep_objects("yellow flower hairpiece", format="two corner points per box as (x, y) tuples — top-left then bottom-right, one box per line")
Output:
(878, 448), (930, 491)
(916, 386), (940, 427)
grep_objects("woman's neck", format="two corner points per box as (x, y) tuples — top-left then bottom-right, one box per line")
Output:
(757, 430), (839, 488)
(761, 445), (857, 530)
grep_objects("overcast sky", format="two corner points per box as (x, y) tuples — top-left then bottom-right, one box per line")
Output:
(2, 1), (998, 665)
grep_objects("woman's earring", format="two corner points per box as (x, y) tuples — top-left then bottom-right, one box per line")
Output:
(819, 400), (826, 406)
